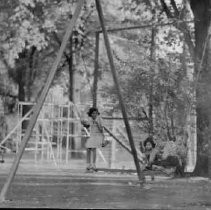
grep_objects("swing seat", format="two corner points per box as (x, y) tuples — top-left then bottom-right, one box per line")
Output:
(143, 166), (176, 177)
(102, 139), (110, 147)
(95, 167), (173, 179)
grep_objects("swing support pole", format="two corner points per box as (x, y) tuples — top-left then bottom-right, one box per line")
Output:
(93, 32), (100, 108)
(95, 0), (145, 184)
(0, 0), (84, 202)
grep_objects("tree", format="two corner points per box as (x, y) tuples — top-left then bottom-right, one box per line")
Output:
(0, 0), (96, 140)
(119, 0), (211, 177)
(100, 24), (190, 146)
(0, 0), (92, 101)
(188, 0), (211, 176)
(159, 0), (211, 177)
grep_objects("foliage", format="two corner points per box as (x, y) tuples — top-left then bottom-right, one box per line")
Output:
(99, 0), (195, 142)
(0, 0), (95, 102)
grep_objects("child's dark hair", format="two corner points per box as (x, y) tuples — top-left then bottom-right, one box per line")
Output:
(87, 107), (100, 117)
(143, 136), (156, 148)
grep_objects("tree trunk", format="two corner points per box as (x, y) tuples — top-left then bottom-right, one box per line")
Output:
(189, 0), (211, 177)
(16, 51), (32, 133)
(17, 67), (30, 133)
(18, 80), (25, 102)
(25, 46), (36, 102)
(69, 36), (74, 102)
(207, 27), (211, 177)
(148, 28), (156, 136)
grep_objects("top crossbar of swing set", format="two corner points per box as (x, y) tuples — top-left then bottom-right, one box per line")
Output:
(94, 19), (194, 34)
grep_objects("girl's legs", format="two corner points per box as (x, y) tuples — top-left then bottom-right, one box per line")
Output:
(92, 148), (97, 168)
(153, 156), (184, 177)
(87, 148), (97, 171)
(86, 148), (92, 169)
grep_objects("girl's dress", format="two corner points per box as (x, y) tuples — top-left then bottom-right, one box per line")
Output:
(86, 116), (104, 149)
(144, 148), (159, 169)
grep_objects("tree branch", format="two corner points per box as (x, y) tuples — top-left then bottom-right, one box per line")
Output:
(159, 0), (195, 60)
(160, 0), (174, 18)
(0, 91), (18, 99)
(29, 46), (36, 77)
(174, 21), (195, 59)
(0, 50), (13, 72)
(170, 0), (180, 17)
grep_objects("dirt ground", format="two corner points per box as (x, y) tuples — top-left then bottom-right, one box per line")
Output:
(0, 174), (210, 209)
(0, 152), (210, 209)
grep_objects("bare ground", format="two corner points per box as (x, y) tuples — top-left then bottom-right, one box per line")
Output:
(0, 152), (210, 209)
(0, 174), (210, 209)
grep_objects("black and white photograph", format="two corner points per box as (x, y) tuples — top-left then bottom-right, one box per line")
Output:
(0, 0), (210, 209)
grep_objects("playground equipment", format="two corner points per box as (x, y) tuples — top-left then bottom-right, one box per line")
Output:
(16, 101), (81, 165)
(15, 100), (114, 166)
(0, 88), (144, 170)
(1, 88), (85, 165)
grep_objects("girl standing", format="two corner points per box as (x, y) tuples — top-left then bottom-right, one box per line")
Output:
(83, 107), (106, 172)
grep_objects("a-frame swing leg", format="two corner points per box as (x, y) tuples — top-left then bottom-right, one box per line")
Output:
(93, 32), (100, 108)
(95, 0), (145, 185)
(0, 0), (84, 202)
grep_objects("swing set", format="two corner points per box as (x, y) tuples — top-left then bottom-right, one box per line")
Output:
(0, 0), (197, 202)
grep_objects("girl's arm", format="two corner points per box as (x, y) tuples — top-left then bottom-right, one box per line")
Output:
(81, 119), (90, 129)
(149, 148), (159, 164)
(96, 117), (104, 132)
(97, 117), (106, 146)
(81, 120), (90, 137)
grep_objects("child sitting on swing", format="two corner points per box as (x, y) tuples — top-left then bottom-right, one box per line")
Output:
(141, 136), (160, 170)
